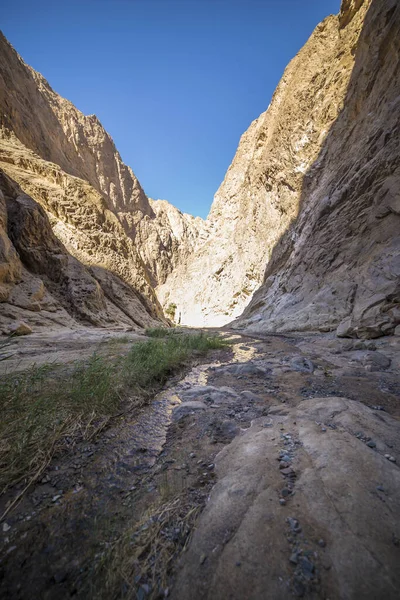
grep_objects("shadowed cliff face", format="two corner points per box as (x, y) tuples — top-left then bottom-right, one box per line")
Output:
(157, 0), (370, 326)
(235, 0), (400, 338)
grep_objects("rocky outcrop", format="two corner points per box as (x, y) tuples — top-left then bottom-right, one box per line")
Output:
(172, 396), (400, 599)
(134, 199), (209, 288)
(235, 0), (400, 338)
(0, 168), (161, 332)
(158, 0), (399, 336)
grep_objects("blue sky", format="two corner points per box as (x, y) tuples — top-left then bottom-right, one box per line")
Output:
(3, 0), (340, 218)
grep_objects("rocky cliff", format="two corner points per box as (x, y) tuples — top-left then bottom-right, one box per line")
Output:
(0, 167), (162, 332)
(0, 32), (202, 331)
(159, 0), (400, 337)
(235, 0), (400, 338)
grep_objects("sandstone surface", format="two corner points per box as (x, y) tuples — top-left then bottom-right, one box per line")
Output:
(172, 396), (400, 600)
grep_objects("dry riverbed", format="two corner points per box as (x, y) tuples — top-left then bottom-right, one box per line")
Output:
(0, 328), (399, 599)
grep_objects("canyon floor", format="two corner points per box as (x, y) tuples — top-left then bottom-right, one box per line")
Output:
(0, 328), (399, 599)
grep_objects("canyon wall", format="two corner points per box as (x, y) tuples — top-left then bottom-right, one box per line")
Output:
(235, 0), (400, 338)
(0, 0), (398, 338)
(0, 169), (161, 332)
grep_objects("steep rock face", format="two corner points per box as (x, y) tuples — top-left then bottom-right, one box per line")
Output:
(0, 153), (162, 331)
(0, 31), (149, 218)
(135, 199), (209, 287)
(0, 169), (161, 332)
(0, 32), (209, 328)
(236, 0), (400, 338)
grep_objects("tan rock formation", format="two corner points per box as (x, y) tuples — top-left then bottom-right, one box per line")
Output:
(0, 0), (398, 337)
(0, 168), (161, 332)
(0, 32), (195, 330)
(0, 31), (204, 301)
(135, 199), (209, 288)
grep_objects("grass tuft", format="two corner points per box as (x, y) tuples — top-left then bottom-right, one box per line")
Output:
(0, 354), (120, 496)
(145, 327), (175, 338)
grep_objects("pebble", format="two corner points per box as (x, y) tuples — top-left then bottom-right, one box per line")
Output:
(281, 488), (291, 498)
(189, 453), (196, 459)
(321, 427), (327, 433)
(376, 485), (384, 492)
(279, 499), (287, 506)
(366, 440), (376, 448)
(52, 495), (62, 502)
(293, 579), (305, 597)
(281, 467), (295, 476)
(2, 522), (11, 533)
(287, 517), (301, 533)
(279, 461), (291, 469)
(385, 454), (396, 462)
(299, 556), (314, 579)
(200, 553), (207, 565)
(318, 538), (326, 548)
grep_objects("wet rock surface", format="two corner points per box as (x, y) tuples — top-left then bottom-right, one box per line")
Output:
(0, 329), (399, 599)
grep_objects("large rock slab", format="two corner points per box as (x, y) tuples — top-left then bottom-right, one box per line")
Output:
(172, 397), (400, 599)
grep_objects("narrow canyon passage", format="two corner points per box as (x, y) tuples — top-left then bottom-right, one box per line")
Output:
(0, 1), (399, 598)
(0, 329), (399, 599)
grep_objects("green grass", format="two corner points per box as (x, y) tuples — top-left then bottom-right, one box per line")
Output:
(145, 327), (175, 338)
(0, 333), (227, 497)
(125, 333), (225, 390)
(0, 354), (120, 495)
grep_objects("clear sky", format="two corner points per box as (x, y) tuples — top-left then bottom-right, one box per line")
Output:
(3, 0), (340, 218)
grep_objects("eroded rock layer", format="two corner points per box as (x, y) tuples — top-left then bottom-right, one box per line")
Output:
(0, 169), (160, 332)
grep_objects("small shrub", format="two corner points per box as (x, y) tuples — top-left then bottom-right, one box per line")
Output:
(165, 302), (177, 320)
